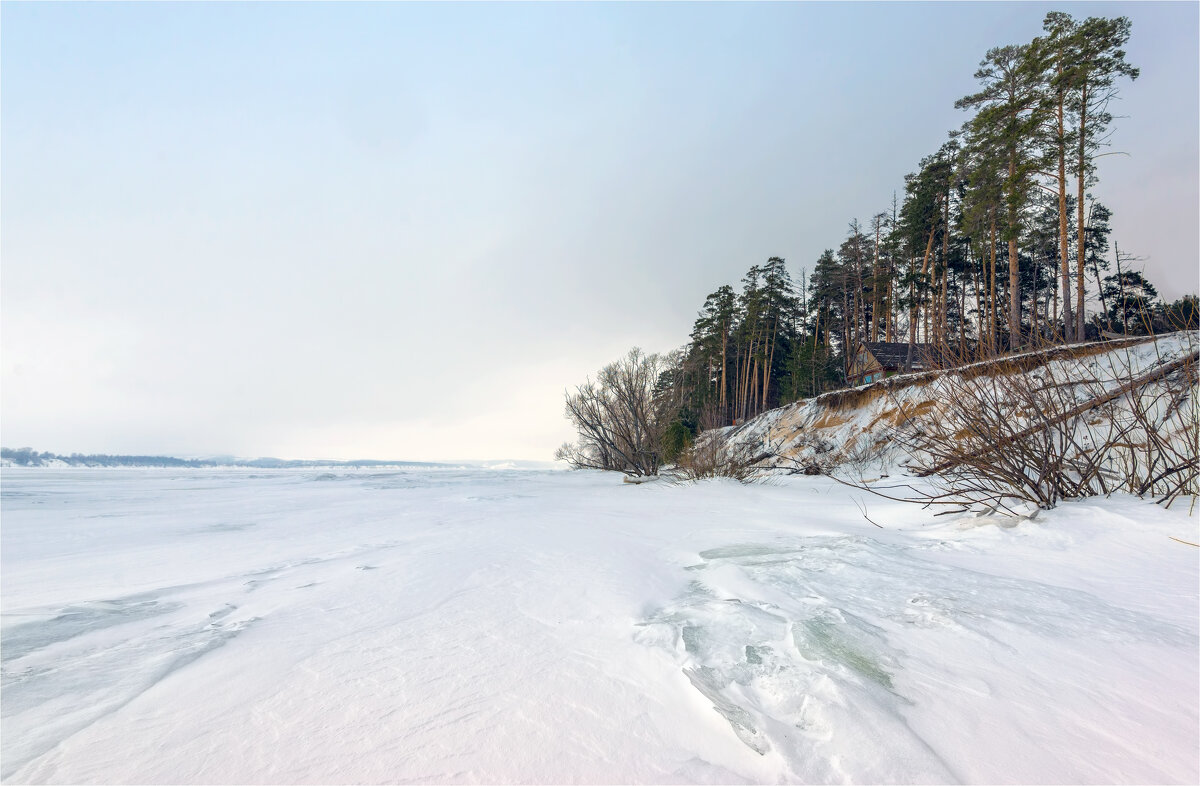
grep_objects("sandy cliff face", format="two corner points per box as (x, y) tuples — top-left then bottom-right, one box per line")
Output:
(714, 332), (1198, 477)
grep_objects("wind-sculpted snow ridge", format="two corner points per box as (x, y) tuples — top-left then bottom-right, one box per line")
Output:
(717, 331), (1198, 477)
(2, 590), (260, 781)
(636, 533), (1196, 782)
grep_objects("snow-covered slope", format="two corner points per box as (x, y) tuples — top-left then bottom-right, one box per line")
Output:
(2, 468), (1197, 783)
(717, 332), (1198, 477)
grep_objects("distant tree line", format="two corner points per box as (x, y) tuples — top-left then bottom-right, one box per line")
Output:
(559, 12), (1197, 474)
(1, 447), (209, 467)
(0, 447), (451, 469)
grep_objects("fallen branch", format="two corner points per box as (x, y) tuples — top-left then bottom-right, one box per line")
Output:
(920, 350), (1198, 477)
(852, 497), (885, 528)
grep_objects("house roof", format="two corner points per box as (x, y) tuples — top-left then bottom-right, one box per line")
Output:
(861, 341), (939, 371)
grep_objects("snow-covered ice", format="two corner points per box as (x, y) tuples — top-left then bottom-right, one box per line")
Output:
(2, 468), (1197, 783)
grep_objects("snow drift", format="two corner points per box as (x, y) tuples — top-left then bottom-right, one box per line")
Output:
(2, 467), (1197, 783)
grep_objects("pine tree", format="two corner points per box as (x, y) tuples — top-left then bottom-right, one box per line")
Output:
(1101, 269), (1157, 334)
(758, 257), (800, 410)
(1039, 12), (1079, 341)
(1037, 12), (1138, 341)
(1067, 15), (1138, 339)
(900, 149), (952, 350)
(1083, 201), (1113, 329)
(690, 285), (737, 422)
(957, 44), (1050, 347)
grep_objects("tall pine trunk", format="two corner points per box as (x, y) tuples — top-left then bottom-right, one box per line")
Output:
(973, 245), (986, 360)
(1031, 252), (1040, 342)
(959, 265), (967, 349)
(908, 256), (918, 347)
(1007, 148), (1021, 345)
(719, 322), (728, 423)
(1056, 82), (1074, 342)
(917, 199), (940, 346)
(764, 318), (778, 410)
(870, 223), (881, 340)
(940, 191), (950, 348)
(989, 218), (998, 355)
(1008, 237), (1020, 346)
(1075, 79), (1089, 339)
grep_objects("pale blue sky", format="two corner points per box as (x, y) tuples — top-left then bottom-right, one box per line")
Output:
(3, 1), (1197, 460)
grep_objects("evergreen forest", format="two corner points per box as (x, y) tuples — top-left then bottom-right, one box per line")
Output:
(655, 12), (1197, 438)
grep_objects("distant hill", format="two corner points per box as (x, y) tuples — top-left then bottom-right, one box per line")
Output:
(0, 448), (456, 470)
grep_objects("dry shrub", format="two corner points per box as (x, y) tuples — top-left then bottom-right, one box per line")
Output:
(670, 435), (765, 483)
(837, 434), (893, 481)
(889, 340), (1198, 512)
(783, 432), (837, 476)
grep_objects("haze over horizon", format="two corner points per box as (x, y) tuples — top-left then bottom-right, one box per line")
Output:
(3, 1), (1198, 462)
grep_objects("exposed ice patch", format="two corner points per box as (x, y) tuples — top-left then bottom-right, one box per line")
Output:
(684, 665), (770, 755)
(638, 531), (1195, 781)
(1, 597), (181, 664)
(2, 606), (259, 781)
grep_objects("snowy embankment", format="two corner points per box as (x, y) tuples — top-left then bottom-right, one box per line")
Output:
(718, 332), (1198, 476)
(2, 468), (1197, 783)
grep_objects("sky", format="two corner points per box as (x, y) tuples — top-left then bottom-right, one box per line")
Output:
(3, 1), (1198, 462)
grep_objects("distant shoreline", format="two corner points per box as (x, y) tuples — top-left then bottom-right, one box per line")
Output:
(0, 449), (561, 471)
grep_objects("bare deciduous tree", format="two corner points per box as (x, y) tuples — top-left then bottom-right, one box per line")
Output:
(556, 348), (669, 477)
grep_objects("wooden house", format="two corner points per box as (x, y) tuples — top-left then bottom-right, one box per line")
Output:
(848, 341), (938, 386)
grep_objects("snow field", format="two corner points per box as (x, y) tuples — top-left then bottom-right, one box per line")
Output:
(2, 468), (1197, 783)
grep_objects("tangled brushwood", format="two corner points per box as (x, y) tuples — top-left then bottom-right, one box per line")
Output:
(888, 342), (1198, 512)
(668, 433), (767, 483)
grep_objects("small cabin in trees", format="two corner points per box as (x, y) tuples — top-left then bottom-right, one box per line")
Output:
(848, 341), (938, 386)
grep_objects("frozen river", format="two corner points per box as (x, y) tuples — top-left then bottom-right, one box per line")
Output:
(2, 468), (1197, 783)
